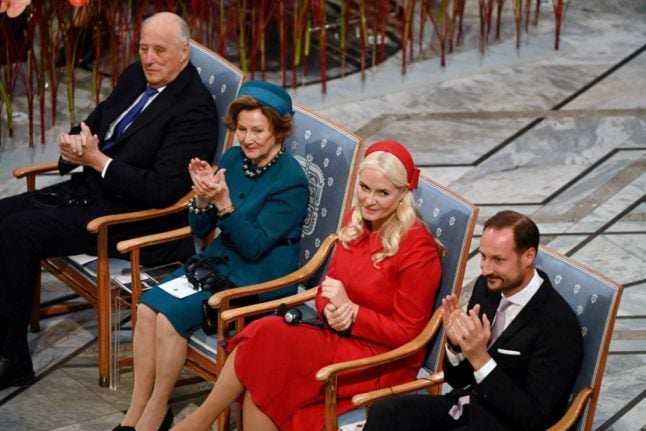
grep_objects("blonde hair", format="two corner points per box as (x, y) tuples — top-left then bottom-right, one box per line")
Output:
(338, 151), (422, 266)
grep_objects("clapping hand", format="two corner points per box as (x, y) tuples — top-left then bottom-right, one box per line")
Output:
(443, 297), (492, 369)
(188, 158), (232, 209)
(59, 122), (108, 172)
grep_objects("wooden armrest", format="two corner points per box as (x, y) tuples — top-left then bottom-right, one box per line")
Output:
(13, 162), (59, 178)
(86, 191), (194, 233)
(208, 233), (338, 309)
(546, 387), (592, 431)
(117, 226), (193, 254)
(12, 162), (193, 234)
(316, 307), (443, 382)
(220, 289), (317, 322)
(352, 372), (445, 407)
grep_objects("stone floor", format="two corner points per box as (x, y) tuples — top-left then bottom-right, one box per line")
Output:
(0, 0), (645, 430)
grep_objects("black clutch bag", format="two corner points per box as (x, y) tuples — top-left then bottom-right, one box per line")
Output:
(184, 256), (236, 335)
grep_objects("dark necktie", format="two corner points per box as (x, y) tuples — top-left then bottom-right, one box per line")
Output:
(102, 86), (158, 151)
(488, 296), (512, 347)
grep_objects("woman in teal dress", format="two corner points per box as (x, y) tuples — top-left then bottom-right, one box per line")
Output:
(114, 81), (309, 431)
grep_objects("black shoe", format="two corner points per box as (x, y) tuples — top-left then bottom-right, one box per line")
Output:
(111, 407), (171, 431)
(159, 407), (173, 431)
(0, 356), (35, 390)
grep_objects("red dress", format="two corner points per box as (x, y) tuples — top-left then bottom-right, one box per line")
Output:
(228, 219), (441, 430)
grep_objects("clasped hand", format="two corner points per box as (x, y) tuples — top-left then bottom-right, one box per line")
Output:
(321, 276), (357, 332)
(441, 294), (491, 369)
(59, 122), (108, 172)
(188, 158), (232, 209)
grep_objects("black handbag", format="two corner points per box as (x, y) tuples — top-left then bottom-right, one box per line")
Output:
(184, 256), (236, 335)
(201, 299), (219, 335)
(30, 175), (93, 208)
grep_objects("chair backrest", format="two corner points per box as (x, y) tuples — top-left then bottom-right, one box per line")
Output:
(189, 40), (245, 164)
(535, 247), (622, 431)
(413, 176), (479, 371)
(282, 103), (363, 287)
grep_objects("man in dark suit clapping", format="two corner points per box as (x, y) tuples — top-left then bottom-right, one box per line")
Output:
(365, 210), (583, 431)
(0, 12), (218, 390)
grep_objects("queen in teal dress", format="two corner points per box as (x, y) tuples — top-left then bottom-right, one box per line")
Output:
(114, 81), (309, 431)
(140, 143), (308, 336)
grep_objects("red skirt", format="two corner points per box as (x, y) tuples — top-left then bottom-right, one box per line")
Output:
(228, 316), (424, 431)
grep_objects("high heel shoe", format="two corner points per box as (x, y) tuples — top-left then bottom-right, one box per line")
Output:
(158, 407), (174, 431)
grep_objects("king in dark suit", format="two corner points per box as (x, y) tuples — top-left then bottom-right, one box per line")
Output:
(365, 210), (583, 431)
(0, 12), (218, 390)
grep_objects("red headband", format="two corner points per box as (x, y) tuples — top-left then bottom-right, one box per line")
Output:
(365, 140), (420, 189)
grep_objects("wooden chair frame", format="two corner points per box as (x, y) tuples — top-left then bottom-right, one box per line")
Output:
(117, 104), (364, 430)
(13, 41), (244, 387)
(203, 176), (478, 431)
(350, 246), (623, 431)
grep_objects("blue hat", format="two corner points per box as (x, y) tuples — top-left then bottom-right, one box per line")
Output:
(238, 80), (294, 117)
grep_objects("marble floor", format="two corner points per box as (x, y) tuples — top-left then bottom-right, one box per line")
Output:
(0, 0), (645, 430)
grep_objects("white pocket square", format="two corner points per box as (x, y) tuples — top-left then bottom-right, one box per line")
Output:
(497, 348), (521, 356)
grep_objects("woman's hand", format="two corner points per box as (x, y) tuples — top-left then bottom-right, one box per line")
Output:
(188, 158), (232, 209)
(320, 276), (351, 307)
(323, 303), (357, 332)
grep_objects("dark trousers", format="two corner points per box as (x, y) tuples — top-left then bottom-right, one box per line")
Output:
(0, 189), (106, 361)
(364, 394), (469, 431)
(0, 184), (195, 362)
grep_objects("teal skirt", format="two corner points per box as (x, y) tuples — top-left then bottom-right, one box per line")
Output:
(139, 273), (212, 338)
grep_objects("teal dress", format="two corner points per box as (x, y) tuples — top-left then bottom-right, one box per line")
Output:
(140, 146), (309, 337)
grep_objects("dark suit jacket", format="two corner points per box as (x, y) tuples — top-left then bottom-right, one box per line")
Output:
(55, 61), (219, 263)
(444, 269), (583, 431)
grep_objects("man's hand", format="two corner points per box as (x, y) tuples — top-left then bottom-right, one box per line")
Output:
(447, 303), (492, 370)
(441, 294), (464, 350)
(59, 122), (110, 172)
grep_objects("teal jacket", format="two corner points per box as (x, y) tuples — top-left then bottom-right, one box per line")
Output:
(189, 146), (309, 300)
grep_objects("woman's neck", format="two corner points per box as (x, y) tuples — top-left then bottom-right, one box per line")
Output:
(253, 144), (282, 167)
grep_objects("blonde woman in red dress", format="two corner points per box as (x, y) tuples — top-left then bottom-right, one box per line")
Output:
(173, 140), (442, 431)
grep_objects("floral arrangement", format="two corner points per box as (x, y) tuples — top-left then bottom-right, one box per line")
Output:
(0, 0), (568, 147)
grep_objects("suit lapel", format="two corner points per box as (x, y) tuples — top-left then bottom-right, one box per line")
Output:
(489, 279), (550, 349)
(118, 90), (173, 140)
(109, 63), (194, 148)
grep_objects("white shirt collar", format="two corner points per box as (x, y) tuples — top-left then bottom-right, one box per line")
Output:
(503, 268), (543, 307)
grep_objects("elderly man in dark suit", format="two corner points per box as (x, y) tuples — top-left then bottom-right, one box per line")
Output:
(365, 210), (583, 431)
(0, 11), (218, 390)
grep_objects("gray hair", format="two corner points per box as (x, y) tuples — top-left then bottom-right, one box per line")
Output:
(142, 12), (191, 47)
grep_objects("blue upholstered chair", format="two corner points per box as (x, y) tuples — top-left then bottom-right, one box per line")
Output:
(117, 103), (363, 400)
(183, 103), (363, 383)
(348, 246), (622, 431)
(13, 40), (244, 388)
(188, 40), (245, 164)
(536, 247), (622, 431)
(218, 175), (478, 431)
